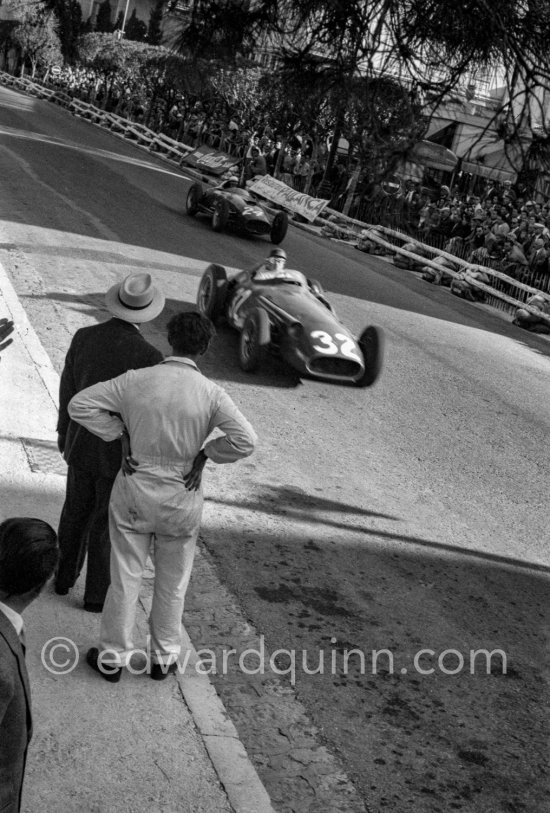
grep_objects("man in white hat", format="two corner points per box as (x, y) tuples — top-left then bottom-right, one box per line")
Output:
(55, 273), (164, 612)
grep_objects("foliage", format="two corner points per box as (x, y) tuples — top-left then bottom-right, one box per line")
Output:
(172, 0), (270, 63)
(147, 0), (164, 47)
(95, 0), (113, 33)
(207, 66), (265, 127)
(53, 0), (81, 62)
(6, 0), (63, 76)
(77, 33), (193, 124)
(79, 32), (154, 74)
(124, 9), (147, 42)
(344, 75), (427, 180)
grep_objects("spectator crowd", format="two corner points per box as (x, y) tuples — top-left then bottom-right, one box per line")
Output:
(356, 180), (550, 295)
(44, 66), (342, 199)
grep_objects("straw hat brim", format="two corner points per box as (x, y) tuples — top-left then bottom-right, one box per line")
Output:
(105, 282), (165, 323)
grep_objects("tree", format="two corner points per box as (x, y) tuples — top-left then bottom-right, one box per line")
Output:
(147, 0), (164, 46)
(125, 9), (147, 42)
(95, 0), (113, 33)
(172, 0), (550, 182)
(78, 33), (189, 124)
(173, 0), (267, 63)
(113, 11), (123, 33)
(53, 0), (81, 62)
(207, 66), (265, 129)
(7, 0), (63, 77)
(0, 20), (19, 71)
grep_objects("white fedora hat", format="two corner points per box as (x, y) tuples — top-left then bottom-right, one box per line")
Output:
(105, 273), (165, 323)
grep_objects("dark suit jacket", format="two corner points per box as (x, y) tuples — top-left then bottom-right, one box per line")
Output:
(0, 610), (31, 813)
(57, 318), (163, 478)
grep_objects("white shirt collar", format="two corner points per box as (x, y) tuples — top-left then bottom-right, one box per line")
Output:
(0, 601), (24, 637)
(161, 356), (198, 369)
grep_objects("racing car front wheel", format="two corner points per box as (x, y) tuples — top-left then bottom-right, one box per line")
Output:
(239, 309), (271, 372)
(270, 211), (288, 244)
(212, 198), (230, 232)
(186, 183), (203, 216)
(197, 264), (228, 321)
(355, 326), (384, 388)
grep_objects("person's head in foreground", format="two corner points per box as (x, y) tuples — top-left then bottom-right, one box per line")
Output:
(0, 518), (58, 611)
(167, 312), (216, 359)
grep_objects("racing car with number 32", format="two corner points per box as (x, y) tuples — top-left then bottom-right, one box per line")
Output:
(196, 260), (384, 387)
(186, 179), (289, 244)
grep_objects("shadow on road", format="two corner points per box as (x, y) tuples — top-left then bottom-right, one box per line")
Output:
(205, 484), (550, 575)
(195, 509), (550, 813)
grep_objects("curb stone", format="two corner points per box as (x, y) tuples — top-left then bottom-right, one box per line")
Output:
(139, 592), (277, 813)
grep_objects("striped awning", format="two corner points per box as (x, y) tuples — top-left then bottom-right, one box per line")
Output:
(410, 141), (459, 172)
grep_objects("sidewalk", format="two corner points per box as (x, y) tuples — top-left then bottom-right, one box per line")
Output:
(0, 261), (275, 813)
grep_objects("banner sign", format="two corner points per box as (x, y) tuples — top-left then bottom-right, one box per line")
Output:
(182, 145), (240, 175)
(249, 176), (328, 222)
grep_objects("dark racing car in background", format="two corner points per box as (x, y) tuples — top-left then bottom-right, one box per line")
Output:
(196, 258), (383, 387)
(186, 179), (289, 244)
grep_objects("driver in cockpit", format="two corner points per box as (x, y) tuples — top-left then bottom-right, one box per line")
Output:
(221, 174), (240, 190)
(252, 248), (307, 285)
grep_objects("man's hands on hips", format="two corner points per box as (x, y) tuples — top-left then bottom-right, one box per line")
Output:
(121, 429), (138, 476)
(184, 449), (208, 491)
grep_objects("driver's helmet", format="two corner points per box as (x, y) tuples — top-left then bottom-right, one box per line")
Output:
(253, 248), (288, 280)
(266, 248), (287, 273)
(221, 173), (239, 188)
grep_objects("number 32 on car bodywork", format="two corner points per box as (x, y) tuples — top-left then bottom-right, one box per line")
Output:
(310, 330), (361, 362)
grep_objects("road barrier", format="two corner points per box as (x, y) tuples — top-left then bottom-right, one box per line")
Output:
(313, 207), (550, 329)
(0, 71), (195, 168)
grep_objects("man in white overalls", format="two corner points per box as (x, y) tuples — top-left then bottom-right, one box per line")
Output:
(68, 312), (257, 682)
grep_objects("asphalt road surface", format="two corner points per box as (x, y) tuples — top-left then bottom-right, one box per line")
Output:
(1, 84), (549, 813)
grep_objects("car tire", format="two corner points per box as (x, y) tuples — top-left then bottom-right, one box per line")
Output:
(270, 211), (288, 244)
(239, 309), (270, 372)
(354, 326), (384, 388)
(197, 264), (228, 321)
(212, 198), (230, 232)
(186, 183), (203, 216)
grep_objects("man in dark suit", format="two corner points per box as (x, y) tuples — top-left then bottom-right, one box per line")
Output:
(0, 517), (58, 812)
(55, 273), (164, 612)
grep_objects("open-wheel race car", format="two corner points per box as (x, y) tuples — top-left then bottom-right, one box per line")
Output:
(196, 251), (383, 387)
(186, 179), (289, 244)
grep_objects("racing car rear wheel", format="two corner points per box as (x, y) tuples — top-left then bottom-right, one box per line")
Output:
(239, 309), (271, 372)
(270, 211), (288, 244)
(354, 326), (384, 388)
(186, 183), (203, 216)
(212, 198), (230, 232)
(197, 264), (228, 321)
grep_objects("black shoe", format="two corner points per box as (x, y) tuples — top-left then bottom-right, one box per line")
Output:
(54, 583), (69, 596)
(86, 647), (122, 683)
(83, 602), (104, 613)
(150, 662), (178, 681)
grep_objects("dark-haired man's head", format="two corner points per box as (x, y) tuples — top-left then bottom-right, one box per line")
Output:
(167, 311), (216, 358)
(0, 517), (58, 611)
